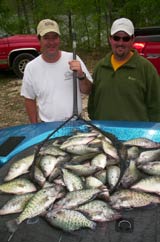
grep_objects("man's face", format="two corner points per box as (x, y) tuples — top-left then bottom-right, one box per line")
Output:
(40, 32), (60, 61)
(109, 31), (134, 60)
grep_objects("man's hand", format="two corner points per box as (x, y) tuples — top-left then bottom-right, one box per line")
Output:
(68, 60), (84, 78)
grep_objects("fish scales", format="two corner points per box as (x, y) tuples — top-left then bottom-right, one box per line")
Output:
(131, 176), (160, 195)
(123, 137), (160, 149)
(62, 168), (84, 191)
(6, 185), (64, 233)
(0, 193), (34, 215)
(2, 128), (160, 235)
(39, 145), (67, 156)
(64, 163), (102, 177)
(110, 189), (160, 209)
(60, 136), (97, 149)
(45, 209), (96, 231)
(85, 176), (104, 188)
(136, 149), (160, 164)
(4, 154), (34, 181)
(53, 188), (105, 210)
(91, 153), (107, 169)
(77, 199), (121, 222)
(120, 160), (143, 188)
(0, 178), (37, 195)
(64, 144), (100, 155)
(138, 161), (160, 176)
(102, 139), (119, 160)
(39, 155), (58, 177)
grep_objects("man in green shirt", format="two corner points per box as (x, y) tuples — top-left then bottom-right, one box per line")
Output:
(88, 18), (160, 122)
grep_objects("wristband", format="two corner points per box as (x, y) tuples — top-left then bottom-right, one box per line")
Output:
(78, 72), (86, 80)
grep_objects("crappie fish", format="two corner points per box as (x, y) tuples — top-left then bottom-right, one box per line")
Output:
(53, 177), (65, 187)
(64, 163), (102, 177)
(3, 127), (160, 236)
(77, 199), (121, 222)
(136, 149), (160, 164)
(6, 184), (64, 233)
(0, 178), (37, 195)
(0, 193), (34, 215)
(87, 137), (103, 148)
(85, 176), (104, 188)
(123, 137), (160, 149)
(33, 165), (46, 187)
(107, 165), (120, 190)
(91, 153), (107, 169)
(102, 139), (119, 160)
(61, 168), (84, 191)
(39, 155), (58, 177)
(70, 152), (98, 164)
(131, 176), (160, 195)
(63, 144), (100, 155)
(39, 144), (67, 156)
(110, 189), (160, 209)
(94, 170), (107, 184)
(4, 154), (34, 181)
(45, 209), (96, 231)
(120, 160), (143, 188)
(127, 146), (140, 160)
(60, 136), (96, 149)
(48, 167), (61, 182)
(69, 130), (99, 138)
(137, 161), (160, 176)
(53, 187), (105, 210)
(56, 154), (71, 164)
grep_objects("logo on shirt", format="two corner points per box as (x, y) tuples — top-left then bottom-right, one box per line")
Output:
(64, 71), (73, 81)
(128, 76), (136, 81)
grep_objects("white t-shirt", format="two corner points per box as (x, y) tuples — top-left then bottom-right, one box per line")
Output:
(21, 51), (93, 122)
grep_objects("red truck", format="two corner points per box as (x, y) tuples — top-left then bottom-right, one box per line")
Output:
(133, 26), (160, 75)
(0, 27), (160, 78)
(0, 33), (40, 78)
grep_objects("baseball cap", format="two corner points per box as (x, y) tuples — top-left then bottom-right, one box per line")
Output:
(111, 18), (134, 36)
(37, 19), (61, 36)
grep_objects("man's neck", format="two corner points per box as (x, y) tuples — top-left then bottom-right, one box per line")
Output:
(42, 50), (61, 63)
(113, 51), (133, 62)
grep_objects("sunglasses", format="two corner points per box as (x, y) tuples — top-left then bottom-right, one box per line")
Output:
(112, 35), (132, 42)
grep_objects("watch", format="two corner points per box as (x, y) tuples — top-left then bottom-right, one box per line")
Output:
(78, 72), (86, 80)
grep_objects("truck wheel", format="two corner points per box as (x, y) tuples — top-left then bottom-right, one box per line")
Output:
(12, 53), (35, 79)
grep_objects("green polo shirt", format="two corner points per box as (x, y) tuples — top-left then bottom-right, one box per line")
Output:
(88, 50), (160, 122)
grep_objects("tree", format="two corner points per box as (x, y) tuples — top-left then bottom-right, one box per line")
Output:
(0, 0), (160, 49)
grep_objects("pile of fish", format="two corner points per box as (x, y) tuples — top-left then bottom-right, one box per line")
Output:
(0, 126), (160, 236)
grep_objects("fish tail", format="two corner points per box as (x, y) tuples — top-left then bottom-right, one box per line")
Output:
(98, 186), (110, 200)
(112, 212), (122, 221)
(6, 218), (19, 234)
(90, 221), (96, 230)
(0, 209), (7, 215)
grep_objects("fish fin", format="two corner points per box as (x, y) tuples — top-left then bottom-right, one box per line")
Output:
(6, 218), (19, 233)
(90, 221), (97, 230)
(27, 216), (39, 224)
(0, 209), (8, 215)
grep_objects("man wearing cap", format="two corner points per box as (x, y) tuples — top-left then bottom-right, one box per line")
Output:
(21, 19), (92, 123)
(88, 17), (160, 122)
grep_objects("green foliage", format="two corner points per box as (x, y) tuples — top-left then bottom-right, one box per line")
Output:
(0, 0), (159, 49)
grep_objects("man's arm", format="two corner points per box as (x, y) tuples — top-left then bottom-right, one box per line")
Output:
(24, 98), (38, 123)
(79, 76), (92, 94)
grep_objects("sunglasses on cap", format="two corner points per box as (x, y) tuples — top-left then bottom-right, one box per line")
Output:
(111, 35), (132, 42)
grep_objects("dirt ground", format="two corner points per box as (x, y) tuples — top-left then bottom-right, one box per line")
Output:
(0, 71), (90, 129)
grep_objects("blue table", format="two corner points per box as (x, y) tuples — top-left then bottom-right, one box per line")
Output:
(0, 120), (160, 166)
